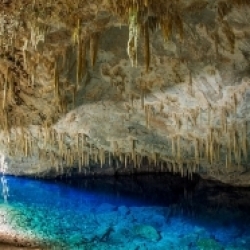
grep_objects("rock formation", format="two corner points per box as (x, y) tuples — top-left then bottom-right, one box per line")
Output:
(0, 0), (250, 185)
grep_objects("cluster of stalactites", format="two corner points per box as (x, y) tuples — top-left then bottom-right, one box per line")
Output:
(108, 0), (184, 71)
(0, 116), (248, 177)
(0, 63), (17, 135)
(169, 122), (249, 172)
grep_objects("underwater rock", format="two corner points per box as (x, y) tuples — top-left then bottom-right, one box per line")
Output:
(197, 238), (223, 250)
(150, 214), (166, 228)
(108, 228), (131, 244)
(133, 224), (161, 242)
(117, 206), (130, 217)
(95, 211), (118, 226)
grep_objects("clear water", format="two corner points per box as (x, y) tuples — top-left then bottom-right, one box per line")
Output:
(1, 174), (250, 250)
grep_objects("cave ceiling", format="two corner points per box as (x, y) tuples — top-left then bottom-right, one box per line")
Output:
(0, 0), (250, 185)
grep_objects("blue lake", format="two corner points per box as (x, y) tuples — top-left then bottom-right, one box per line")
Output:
(0, 174), (250, 250)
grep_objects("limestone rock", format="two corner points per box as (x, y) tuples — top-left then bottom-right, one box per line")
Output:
(133, 224), (161, 242)
(0, 0), (249, 185)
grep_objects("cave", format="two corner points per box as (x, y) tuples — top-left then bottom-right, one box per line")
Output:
(0, 0), (250, 249)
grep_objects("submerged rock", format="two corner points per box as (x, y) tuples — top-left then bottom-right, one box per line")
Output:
(133, 224), (161, 242)
(197, 238), (223, 250)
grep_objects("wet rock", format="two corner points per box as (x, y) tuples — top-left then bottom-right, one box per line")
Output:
(197, 238), (223, 250)
(117, 206), (129, 217)
(95, 211), (118, 226)
(133, 224), (161, 242)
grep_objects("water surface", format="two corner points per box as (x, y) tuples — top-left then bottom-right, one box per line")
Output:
(1, 174), (250, 250)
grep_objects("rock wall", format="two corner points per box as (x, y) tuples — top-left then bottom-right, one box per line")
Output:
(0, 0), (250, 185)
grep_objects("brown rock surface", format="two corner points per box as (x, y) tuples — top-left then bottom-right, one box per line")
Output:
(0, 0), (249, 185)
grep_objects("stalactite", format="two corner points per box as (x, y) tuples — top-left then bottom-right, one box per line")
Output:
(237, 145), (241, 168)
(193, 160), (197, 174)
(207, 106), (211, 126)
(141, 88), (145, 109)
(108, 151), (111, 167)
(119, 152), (123, 164)
(134, 152), (138, 168)
(145, 105), (150, 128)
(51, 129), (55, 147)
(160, 17), (172, 41)
(233, 93), (237, 114)
(76, 134), (79, 155)
(3, 110), (8, 134)
(59, 133), (63, 157)
(78, 154), (82, 173)
(127, 7), (138, 67)
(144, 0), (149, 7)
(197, 138), (202, 159)
(194, 139), (199, 165)
(225, 107), (228, 133)
(8, 73), (14, 101)
(24, 135), (28, 157)
(242, 122), (247, 161)
(153, 152), (157, 167)
(209, 129), (214, 164)
(70, 150), (74, 166)
(214, 32), (219, 57)
(144, 19), (150, 72)
(90, 143), (93, 159)
(132, 140), (136, 164)
(205, 136), (209, 162)
(173, 162), (176, 174)
(3, 70), (8, 110)
(90, 32), (100, 68)
(38, 127), (41, 143)
(138, 154), (142, 168)
(160, 102), (164, 115)
(188, 71), (192, 95)
(174, 114), (180, 130)
(86, 151), (90, 167)
(52, 153), (56, 168)
(216, 143), (219, 162)
(66, 148), (70, 166)
(189, 164), (193, 181)
(225, 149), (228, 169)
(22, 39), (28, 70)
(72, 85), (76, 108)
(221, 107), (225, 132)
(81, 151), (84, 168)
(228, 132), (232, 168)
(81, 134), (86, 151)
(125, 153), (127, 168)
(38, 148), (41, 160)
(172, 137), (175, 157)
(54, 60), (59, 100)
(111, 141), (116, 157)
(44, 122), (48, 150)
(95, 149), (98, 164)
(14, 129), (17, 155)
(233, 129), (237, 156)
(100, 148), (104, 168)
(81, 40), (87, 84)
(47, 128), (51, 147)
(29, 136), (32, 157)
(76, 20), (82, 87)
(177, 135), (181, 162)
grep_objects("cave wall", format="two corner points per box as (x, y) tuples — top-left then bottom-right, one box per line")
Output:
(0, 0), (250, 185)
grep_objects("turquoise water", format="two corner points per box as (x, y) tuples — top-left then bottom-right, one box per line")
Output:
(1, 174), (250, 250)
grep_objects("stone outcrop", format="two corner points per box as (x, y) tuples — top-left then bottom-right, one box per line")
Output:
(0, 0), (250, 185)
